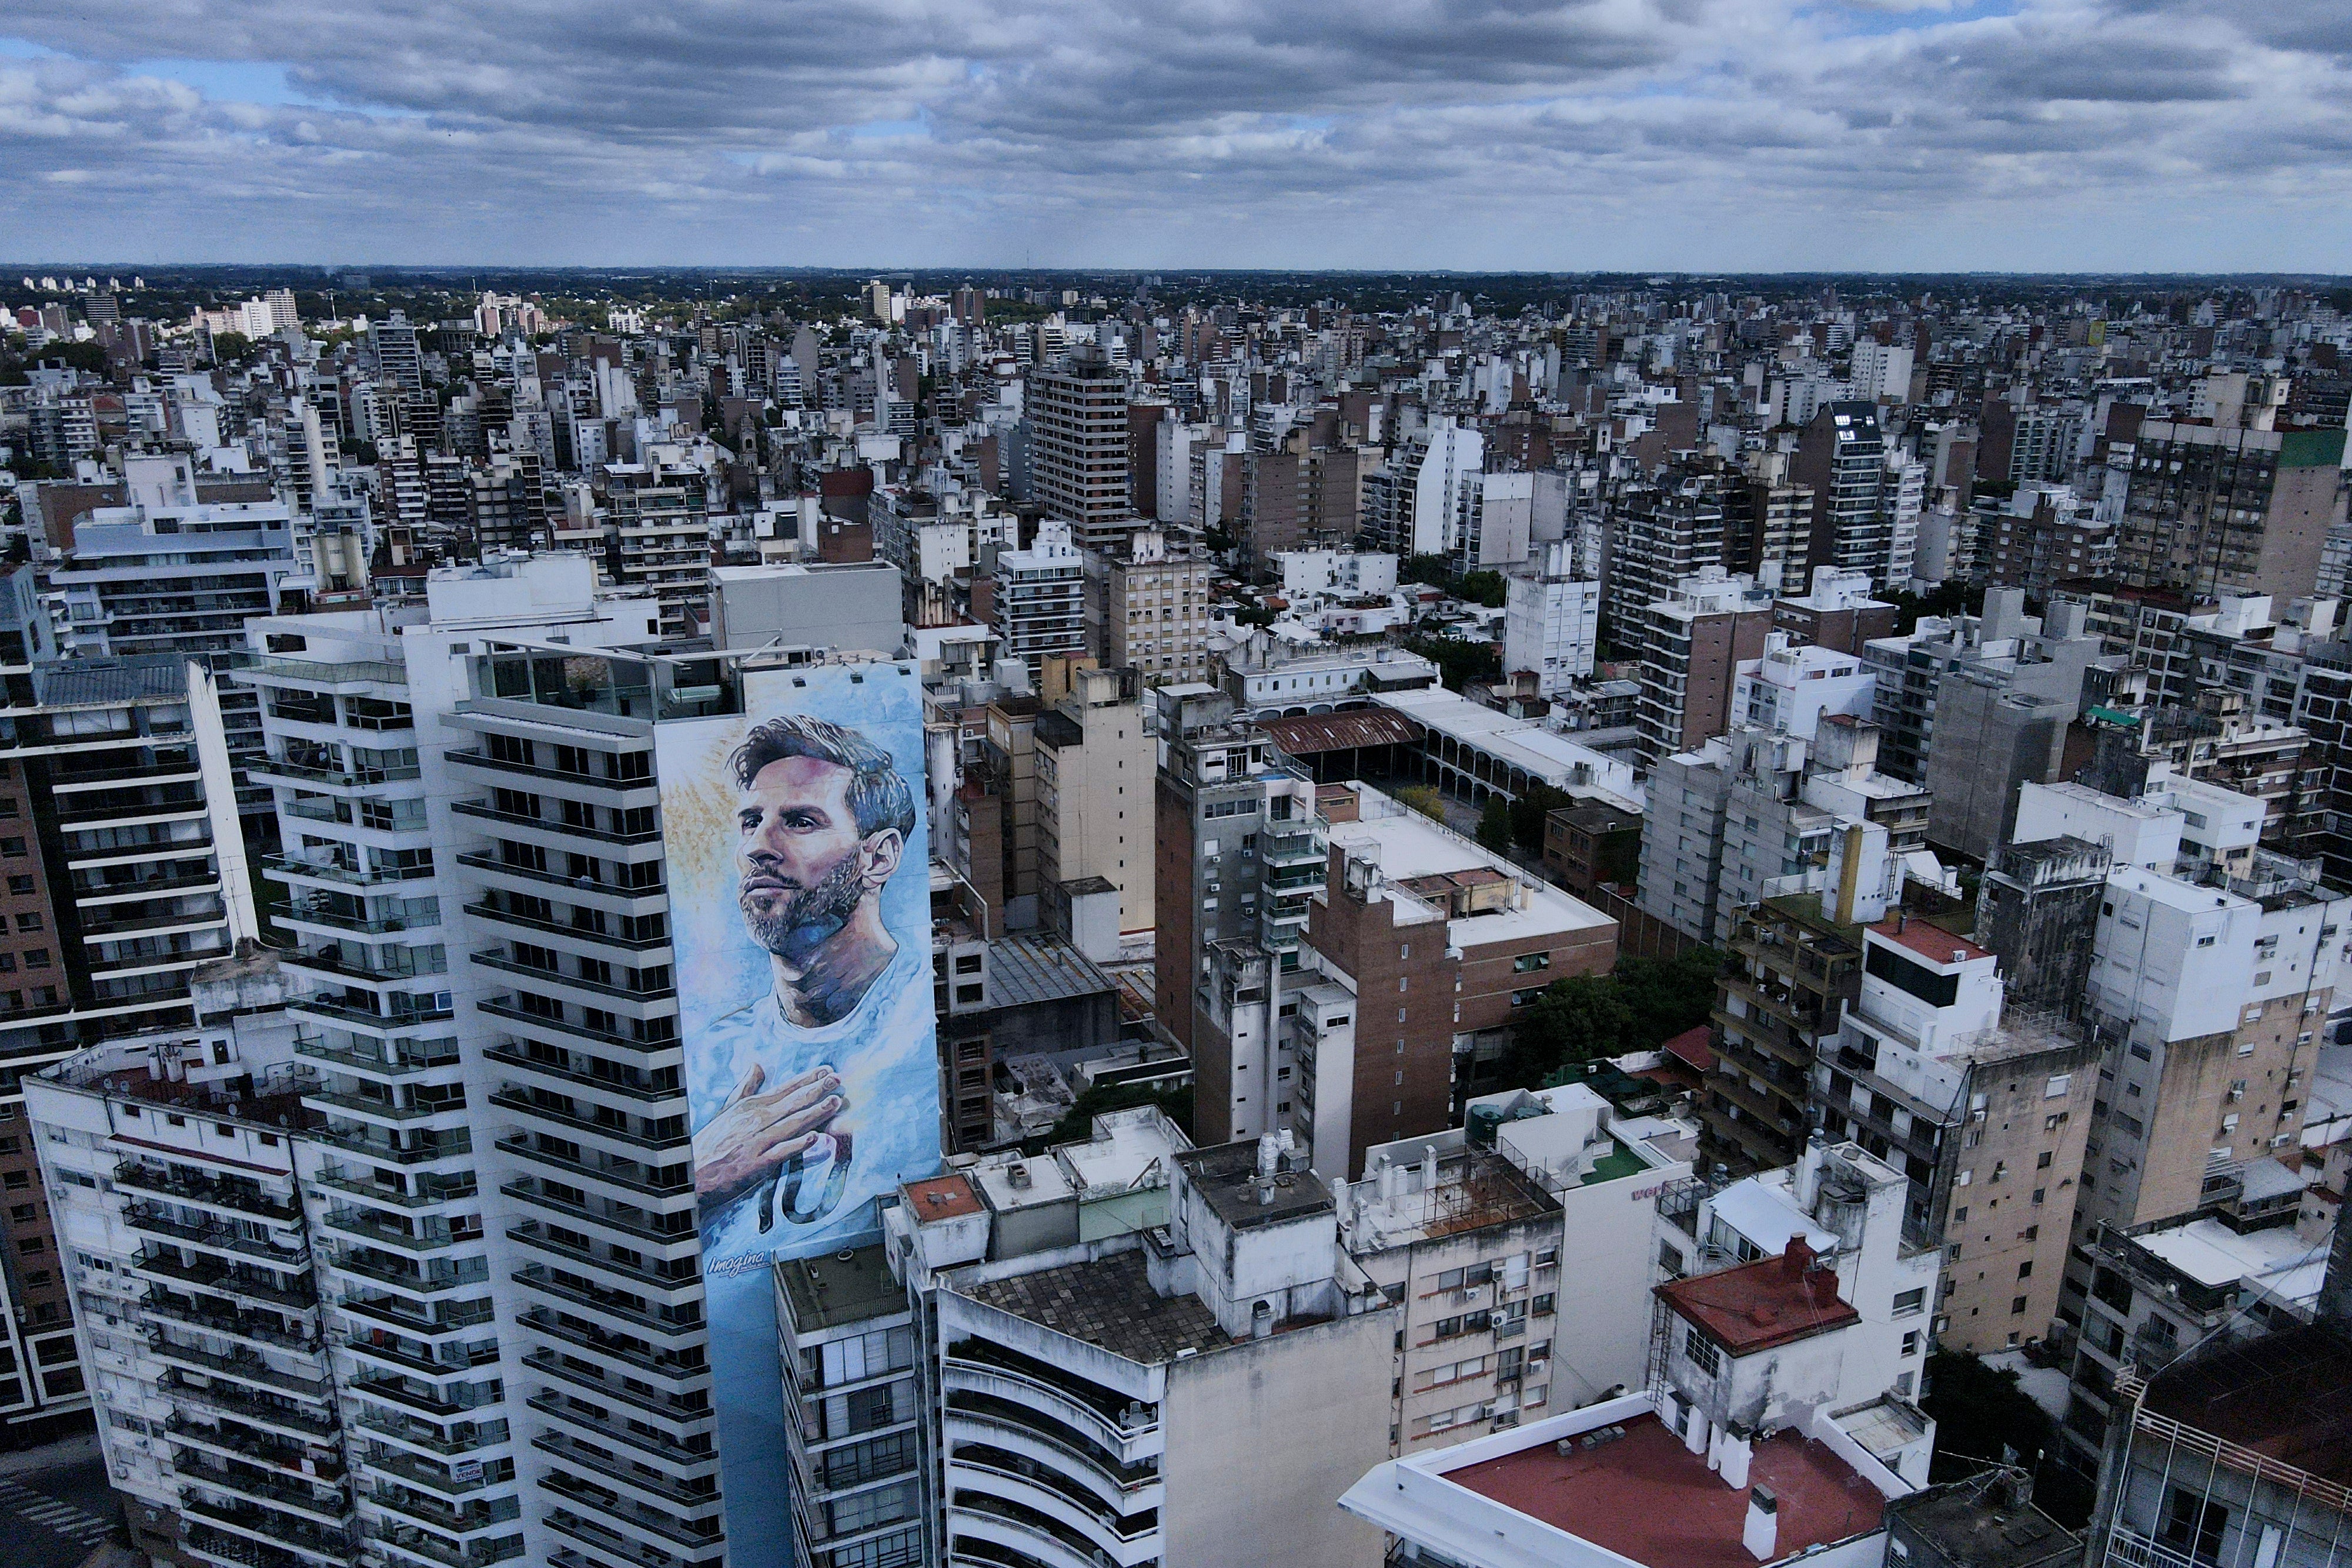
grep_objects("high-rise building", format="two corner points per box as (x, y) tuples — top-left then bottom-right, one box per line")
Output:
(52, 491), (300, 827)
(1793, 401), (1893, 590)
(0, 638), (253, 1442)
(1603, 470), (1727, 637)
(603, 459), (713, 636)
(1096, 529), (1211, 688)
(370, 313), (423, 397)
(1500, 541), (1599, 699)
(1033, 664), (1155, 938)
(1630, 567), (1775, 765)
(986, 520), (1087, 678)
(2117, 422), (2348, 602)
(1027, 347), (1133, 554)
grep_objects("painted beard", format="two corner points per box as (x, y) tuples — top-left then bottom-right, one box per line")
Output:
(739, 851), (868, 958)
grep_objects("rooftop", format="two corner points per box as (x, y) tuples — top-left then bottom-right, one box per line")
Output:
(1448, 1411), (1887, 1568)
(777, 1242), (906, 1333)
(977, 933), (1120, 1012)
(904, 1173), (986, 1223)
(960, 1249), (1228, 1365)
(2141, 1322), (2352, 1492)
(1870, 915), (1990, 967)
(1883, 1472), (2080, 1568)
(1258, 707), (1424, 757)
(1657, 1241), (1860, 1354)
(1175, 1138), (1335, 1230)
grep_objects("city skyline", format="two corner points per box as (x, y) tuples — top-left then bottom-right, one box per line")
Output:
(5, 0), (2352, 272)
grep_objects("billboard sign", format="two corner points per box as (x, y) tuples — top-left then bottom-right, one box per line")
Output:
(656, 661), (941, 1567)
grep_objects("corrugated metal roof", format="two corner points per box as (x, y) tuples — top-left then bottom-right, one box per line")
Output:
(32, 656), (189, 708)
(985, 933), (1118, 1011)
(1259, 707), (1422, 755)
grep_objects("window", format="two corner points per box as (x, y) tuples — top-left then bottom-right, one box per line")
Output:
(1683, 1328), (1720, 1376)
(1893, 1288), (1927, 1316)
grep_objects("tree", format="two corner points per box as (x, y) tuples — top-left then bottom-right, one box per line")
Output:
(1395, 784), (1448, 823)
(1458, 569), (1507, 609)
(1040, 1080), (1192, 1150)
(1476, 795), (1515, 854)
(208, 330), (252, 365)
(1400, 553), (1454, 587)
(1501, 975), (1636, 1085)
(1509, 781), (1571, 853)
(1920, 1350), (2057, 1485)
(1403, 633), (1499, 693)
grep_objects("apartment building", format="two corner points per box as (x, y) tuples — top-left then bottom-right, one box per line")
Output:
(1604, 469), (1729, 637)
(1812, 917), (2100, 1352)
(2060, 853), (2349, 1325)
(1657, 1136), (1939, 1403)
(51, 481), (301, 826)
(1500, 540), (1600, 700)
(2061, 1175), (2331, 1470)
(229, 555), (737, 1568)
(1706, 895), (1867, 1172)
(26, 1004), (357, 1568)
(774, 1245), (927, 1568)
(986, 520), (1088, 679)
(1631, 567), (1775, 765)
(1343, 1217), (1935, 1568)
(1095, 529), (1211, 688)
(1860, 590), (2102, 786)
(1295, 785), (1615, 1179)
(1639, 718), (1943, 951)
(0, 644), (256, 1436)
(2116, 422), (2347, 601)
(1341, 1083), (1692, 1452)
(1027, 346), (1135, 554)
(1032, 664), (1155, 936)
(883, 1112), (1397, 1568)
(603, 459), (714, 636)
(1151, 714), (1323, 1064)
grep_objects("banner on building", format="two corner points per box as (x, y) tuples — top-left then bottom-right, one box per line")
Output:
(657, 661), (941, 1567)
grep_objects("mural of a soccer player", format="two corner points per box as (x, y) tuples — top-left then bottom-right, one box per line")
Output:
(689, 711), (936, 1255)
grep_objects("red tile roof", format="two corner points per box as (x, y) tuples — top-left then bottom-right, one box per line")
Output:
(1448, 1411), (1887, 1568)
(1661, 1025), (1716, 1074)
(1869, 916), (1989, 966)
(1656, 1239), (1859, 1354)
(904, 1174), (984, 1221)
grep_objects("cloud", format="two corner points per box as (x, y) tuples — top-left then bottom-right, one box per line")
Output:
(1, 0), (2349, 269)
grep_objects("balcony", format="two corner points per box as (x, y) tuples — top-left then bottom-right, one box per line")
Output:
(123, 1203), (308, 1268)
(326, 1246), (488, 1299)
(451, 800), (658, 847)
(114, 1162), (300, 1223)
(295, 1031), (459, 1079)
(147, 1331), (332, 1400)
(132, 1248), (314, 1312)
(453, 850), (665, 904)
(279, 944), (447, 988)
(499, 1178), (694, 1246)
(482, 1046), (679, 1106)
(525, 1390), (716, 1472)
(513, 1307), (706, 1384)
(359, 1446), (498, 1502)
(314, 1167), (477, 1211)
(463, 901), (667, 952)
(306, 1085), (450, 1125)
(470, 948), (673, 1002)
(365, 1526), (525, 1568)
(530, 1431), (719, 1511)
(506, 1222), (698, 1297)
(163, 1412), (337, 1479)
(263, 853), (435, 889)
(140, 1290), (318, 1355)
(521, 1348), (711, 1424)
(543, 1507), (721, 1568)
(159, 1369), (338, 1439)
(477, 997), (662, 1054)
(288, 992), (454, 1033)
(349, 1410), (511, 1460)
(512, 1268), (699, 1340)
(177, 1456), (353, 1527)
(487, 1090), (686, 1154)
(362, 1483), (522, 1537)
(320, 1207), (463, 1255)
(492, 1135), (689, 1200)
(310, 1124), (472, 1166)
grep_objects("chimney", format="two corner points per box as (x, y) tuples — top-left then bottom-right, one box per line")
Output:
(1796, 1130), (1827, 1211)
(1743, 1486), (1779, 1562)
(1781, 1236), (1815, 1278)
(1719, 1424), (1753, 1489)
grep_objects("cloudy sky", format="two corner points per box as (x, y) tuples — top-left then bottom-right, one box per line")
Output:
(4, 0), (2350, 272)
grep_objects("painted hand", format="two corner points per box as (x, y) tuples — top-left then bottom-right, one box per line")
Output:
(693, 1062), (844, 1211)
